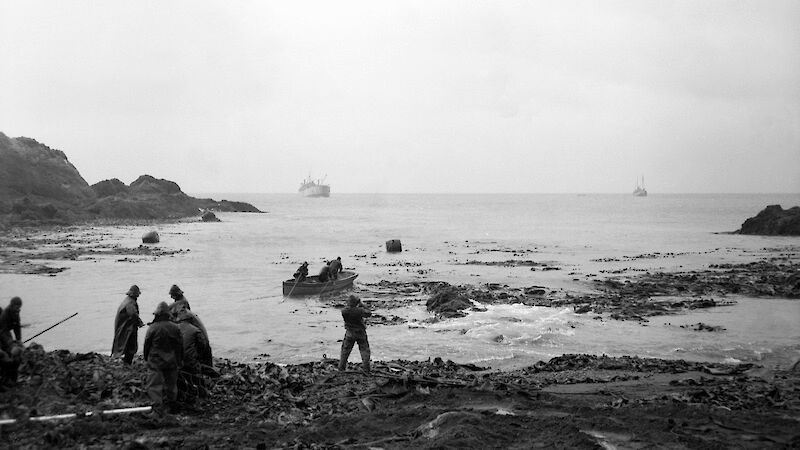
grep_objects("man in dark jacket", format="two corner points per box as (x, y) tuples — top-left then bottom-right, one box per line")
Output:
(0, 297), (23, 386)
(112, 285), (144, 364)
(293, 262), (309, 282)
(144, 301), (184, 415)
(168, 284), (191, 318)
(318, 262), (331, 282)
(328, 257), (343, 280)
(175, 309), (211, 405)
(339, 295), (372, 373)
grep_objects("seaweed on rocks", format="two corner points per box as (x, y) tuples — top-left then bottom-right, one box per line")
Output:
(2, 347), (799, 448)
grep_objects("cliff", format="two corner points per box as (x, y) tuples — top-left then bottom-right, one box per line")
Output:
(0, 132), (262, 226)
(737, 204), (800, 236)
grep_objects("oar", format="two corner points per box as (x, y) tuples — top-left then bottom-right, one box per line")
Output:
(318, 279), (335, 298)
(23, 312), (78, 344)
(285, 276), (302, 298)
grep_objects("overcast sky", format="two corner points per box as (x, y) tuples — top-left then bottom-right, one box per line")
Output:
(1, 1), (798, 194)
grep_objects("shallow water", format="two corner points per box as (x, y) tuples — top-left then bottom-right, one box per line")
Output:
(3, 193), (799, 369)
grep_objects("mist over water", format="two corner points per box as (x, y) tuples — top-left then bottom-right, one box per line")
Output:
(4, 193), (799, 369)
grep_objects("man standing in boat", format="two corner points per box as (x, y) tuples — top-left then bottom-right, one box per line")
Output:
(338, 295), (372, 374)
(318, 261), (331, 282)
(328, 257), (343, 280)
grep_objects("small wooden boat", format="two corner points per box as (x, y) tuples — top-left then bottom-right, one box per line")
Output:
(282, 271), (358, 297)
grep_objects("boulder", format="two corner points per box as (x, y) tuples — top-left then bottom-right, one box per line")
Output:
(737, 205), (800, 236)
(142, 231), (160, 244)
(201, 210), (220, 222)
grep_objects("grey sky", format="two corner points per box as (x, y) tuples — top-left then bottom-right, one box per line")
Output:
(2, 1), (798, 194)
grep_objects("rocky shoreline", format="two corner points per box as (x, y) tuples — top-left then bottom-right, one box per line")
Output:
(1, 346), (798, 448)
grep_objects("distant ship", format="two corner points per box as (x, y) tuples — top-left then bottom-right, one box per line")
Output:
(633, 175), (647, 197)
(299, 175), (330, 198)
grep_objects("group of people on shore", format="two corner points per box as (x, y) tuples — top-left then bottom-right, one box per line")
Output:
(112, 284), (212, 415)
(293, 257), (343, 283)
(2, 260), (374, 416)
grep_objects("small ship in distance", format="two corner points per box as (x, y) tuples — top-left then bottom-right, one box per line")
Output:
(299, 175), (330, 198)
(633, 175), (647, 197)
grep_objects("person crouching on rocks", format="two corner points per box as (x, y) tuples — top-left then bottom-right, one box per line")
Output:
(144, 301), (184, 415)
(339, 295), (372, 374)
(175, 309), (211, 407)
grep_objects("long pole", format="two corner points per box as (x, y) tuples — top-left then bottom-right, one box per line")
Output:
(0, 406), (152, 426)
(286, 277), (301, 297)
(23, 312), (78, 343)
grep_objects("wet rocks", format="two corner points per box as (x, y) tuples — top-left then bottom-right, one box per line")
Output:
(737, 204), (800, 236)
(426, 285), (473, 318)
(200, 211), (220, 222)
(3, 347), (798, 448)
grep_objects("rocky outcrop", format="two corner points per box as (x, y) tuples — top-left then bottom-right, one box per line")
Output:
(0, 132), (263, 226)
(0, 132), (96, 207)
(737, 205), (800, 236)
(201, 210), (221, 222)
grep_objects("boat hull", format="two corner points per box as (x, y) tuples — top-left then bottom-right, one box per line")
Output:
(299, 184), (330, 197)
(283, 271), (357, 296)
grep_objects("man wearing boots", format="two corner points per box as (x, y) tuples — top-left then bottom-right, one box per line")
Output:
(144, 302), (183, 415)
(338, 295), (372, 374)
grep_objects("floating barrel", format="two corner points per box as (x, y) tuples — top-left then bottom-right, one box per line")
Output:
(142, 230), (160, 244)
(385, 239), (402, 252)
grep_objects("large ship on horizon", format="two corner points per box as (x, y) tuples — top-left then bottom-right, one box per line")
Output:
(299, 175), (330, 198)
(633, 175), (647, 197)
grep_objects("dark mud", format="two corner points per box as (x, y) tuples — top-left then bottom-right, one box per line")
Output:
(2, 347), (798, 449)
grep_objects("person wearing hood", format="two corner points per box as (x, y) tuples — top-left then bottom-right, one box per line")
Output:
(175, 309), (211, 405)
(144, 301), (184, 415)
(0, 297), (23, 387)
(168, 284), (191, 317)
(293, 262), (309, 282)
(179, 309), (212, 367)
(112, 285), (145, 365)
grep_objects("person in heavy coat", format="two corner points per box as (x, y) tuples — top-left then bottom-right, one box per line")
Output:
(175, 309), (211, 404)
(112, 285), (145, 364)
(328, 257), (343, 280)
(0, 297), (23, 386)
(144, 301), (184, 415)
(339, 295), (372, 373)
(318, 262), (331, 282)
(168, 284), (191, 317)
(293, 262), (309, 282)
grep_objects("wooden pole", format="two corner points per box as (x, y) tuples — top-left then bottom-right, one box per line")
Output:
(0, 406), (152, 425)
(23, 312), (78, 343)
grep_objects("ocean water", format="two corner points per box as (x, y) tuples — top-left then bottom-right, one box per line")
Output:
(3, 193), (799, 370)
